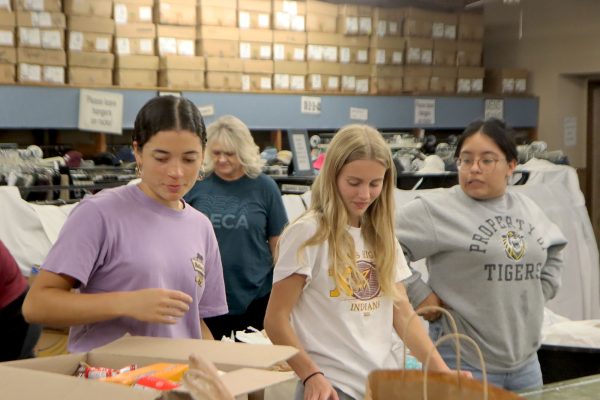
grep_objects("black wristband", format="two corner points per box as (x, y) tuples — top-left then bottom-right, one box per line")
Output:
(302, 371), (324, 385)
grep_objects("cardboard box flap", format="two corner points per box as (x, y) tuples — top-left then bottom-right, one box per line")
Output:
(0, 365), (156, 400)
(92, 336), (298, 371)
(221, 368), (296, 396)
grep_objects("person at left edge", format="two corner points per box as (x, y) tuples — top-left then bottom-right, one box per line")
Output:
(22, 95), (228, 352)
(185, 115), (288, 340)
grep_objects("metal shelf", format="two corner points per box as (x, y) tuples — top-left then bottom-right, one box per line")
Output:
(0, 85), (538, 131)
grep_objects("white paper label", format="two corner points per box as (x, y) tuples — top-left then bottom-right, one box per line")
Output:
(293, 47), (304, 61)
(283, 1), (298, 15)
(159, 37), (177, 55)
(472, 78), (483, 92)
(432, 22), (445, 38)
(389, 22), (398, 35)
(502, 78), (515, 93)
(345, 17), (358, 34)
(197, 104), (215, 117)
(407, 48), (421, 63)
(20, 27), (40, 46)
(350, 107), (368, 121)
(484, 99), (504, 120)
(36, 12), (51, 27)
(20, 63), (41, 82)
(342, 75), (356, 90)
(563, 116), (577, 147)
(139, 6), (152, 22)
(421, 49), (433, 65)
(116, 38), (130, 54)
(242, 74), (251, 91)
(139, 39), (153, 54)
(323, 46), (337, 62)
(445, 25), (457, 39)
(95, 37), (110, 52)
(290, 75), (305, 90)
(340, 47), (350, 64)
(26, 0), (44, 11)
(375, 49), (386, 65)
(414, 99), (436, 124)
(301, 96), (321, 114)
(43, 66), (64, 83)
(356, 78), (369, 93)
(274, 73), (289, 89)
(239, 42), (251, 59)
(392, 51), (403, 64)
(359, 17), (372, 35)
(258, 13), (270, 28)
(275, 12), (290, 30)
(0, 0), (10, 9)
(311, 74), (322, 89)
(259, 45), (271, 59)
(42, 30), (61, 49)
(260, 76), (272, 90)
(327, 76), (339, 90)
(78, 89), (124, 135)
(114, 4), (128, 24)
(0, 30), (13, 46)
(291, 15), (305, 31)
(68, 31), (83, 51)
(515, 78), (527, 92)
(377, 21), (387, 37)
(273, 44), (285, 60)
(178, 40), (194, 56)
(307, 44), (322, 61)
(239, 11), (250, 28)
(457, 78), (471, 93)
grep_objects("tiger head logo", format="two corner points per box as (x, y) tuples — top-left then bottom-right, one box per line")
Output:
(501, 231), (526, 261)
(191, 253), (205, 286)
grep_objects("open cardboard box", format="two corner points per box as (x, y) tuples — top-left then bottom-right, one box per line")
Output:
(1, 336), (298, 400)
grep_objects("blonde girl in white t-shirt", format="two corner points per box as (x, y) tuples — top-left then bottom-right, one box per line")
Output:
(264, 125), (459, 400)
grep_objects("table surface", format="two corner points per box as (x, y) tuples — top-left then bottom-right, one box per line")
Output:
(521, 374), (600, 399)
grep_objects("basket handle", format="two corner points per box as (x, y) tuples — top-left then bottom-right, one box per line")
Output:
(423, 333), (488, 400)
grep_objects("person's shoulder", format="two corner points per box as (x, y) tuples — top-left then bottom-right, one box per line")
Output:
(77, 185), (131, 212)
(256, 173), (280, 187)
(284, 213), (318, 237)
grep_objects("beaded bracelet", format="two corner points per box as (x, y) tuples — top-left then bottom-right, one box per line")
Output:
(302, 371), (324, 385)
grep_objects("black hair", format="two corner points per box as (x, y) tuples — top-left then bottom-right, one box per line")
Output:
(454, 118), (518, 162)
(132, 96), (206, 149)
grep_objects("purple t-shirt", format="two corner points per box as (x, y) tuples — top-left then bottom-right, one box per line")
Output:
(42, 184), (228, 352)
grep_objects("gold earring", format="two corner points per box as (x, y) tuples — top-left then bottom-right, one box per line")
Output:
(197, 167), (205, 181)
(136, 165), (142, 177)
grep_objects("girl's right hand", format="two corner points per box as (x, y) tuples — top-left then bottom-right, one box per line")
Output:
(304, 373), (340, 400)
(124, 288), (192, 324)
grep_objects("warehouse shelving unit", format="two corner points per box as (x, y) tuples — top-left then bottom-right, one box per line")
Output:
(0, 85), (538, 130)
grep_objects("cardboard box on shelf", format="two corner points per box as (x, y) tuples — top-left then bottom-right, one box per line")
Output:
(307, 61), (340, 92)
(0, 62), (14, 82)
(401, 7), (435, 38)
(369, 36), (405, 65)
(403, 65), (432, 92)
(197, 3), (237, 27)
(338, 4), (372, 36)
(115, 23), (155, 55)
(16, 10), (66, 28)
(238, 0), (272, 30)
(115, 22), (155, 38)
(115, 54), (158, 70)
(340, 62), (370, 94)
(370, 65), (403, 95)
(372, 7), (403, 38)
(457, 66), (484, 93)
(113, 0), (154, 25)
(197, 25), (239, 41)
(239, 28), (273, 60)
(456, 40), (483, 67)
(339, 35), (369, 64)
(485, 68), (529, 94)
(0, 46), (16, 63)
(17, 63), (64, 84)
(430, 11), (458, 40)
(306, 32), (338, 63)
(68, 66), (112, 85)
(67, 15), (115, 35)
(242, 73), (272, 91)
(154, 0), (196, 26)
(0, 9), (15, 27)
(64, 0), (113, 18)
(273, 0), (305, 31)
(458, 12), (484, 40)
(242, 59), (273, 74)
(430, 65), (458, 93)
(156, 25), (195, 56)
(197, 38), (238, 58)
(15, 0), (61, 12)
(18, 27), (64, 50)
(17, 47), (65, 65)
(306, 0), (337, 33)
(159, 69), (204, 88)
(405, 37), (433, 65)
(114, 68), (156, 87)
(205, 56), (242, 72)
(68, 51), (114, 68)
(159, 54), (204, 70)
(67, 31), (113, 53)
(206, 71), (242, 89)
(433, 38), (457, 66)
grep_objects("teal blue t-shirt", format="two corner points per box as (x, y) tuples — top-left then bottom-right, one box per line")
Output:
(185, 173), (288, 314)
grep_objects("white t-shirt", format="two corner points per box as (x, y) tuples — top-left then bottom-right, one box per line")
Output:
(273, 215), (412, 399)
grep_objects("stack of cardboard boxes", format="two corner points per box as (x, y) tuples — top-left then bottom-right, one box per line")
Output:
(156, 0), (204, 88)
(114, 0), (157, 87)
(271, 0), (304, 91)
(338, 4), (370, 94)
(65, 0), (114, 86)
(456, 12), (484, 94)
(15, 0), (66, 84)
(305, 0), (338, 93)
(0, 1), (15, 83)
(369, 7), (404, 94)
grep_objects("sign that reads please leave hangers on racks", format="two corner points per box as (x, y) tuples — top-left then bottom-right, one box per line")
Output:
(78, 89), (124, 135)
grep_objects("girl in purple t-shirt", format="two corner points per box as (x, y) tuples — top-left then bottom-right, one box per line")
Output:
(23, 96), (228, 352)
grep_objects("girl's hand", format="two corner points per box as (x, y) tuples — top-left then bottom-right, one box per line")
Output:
(303, 373), (340, 400)
(124, 288), (192, 324)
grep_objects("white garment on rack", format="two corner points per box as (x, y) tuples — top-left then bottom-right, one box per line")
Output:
(0, 187), (77, 276)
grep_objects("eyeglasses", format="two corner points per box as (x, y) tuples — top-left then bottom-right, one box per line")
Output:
(455, 157), (505, 172)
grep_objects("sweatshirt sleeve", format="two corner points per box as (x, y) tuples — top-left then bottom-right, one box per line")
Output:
(395, 197), (440, 262)
(541, 244), (565, 301)
(402, 264), (433, 309)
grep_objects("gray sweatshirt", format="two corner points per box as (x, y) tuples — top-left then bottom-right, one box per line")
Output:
(397, 186), (567, 373)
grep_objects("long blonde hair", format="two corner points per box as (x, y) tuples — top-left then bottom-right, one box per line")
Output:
(297, 124), (399, 299)
(204, 115), (265, 178)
